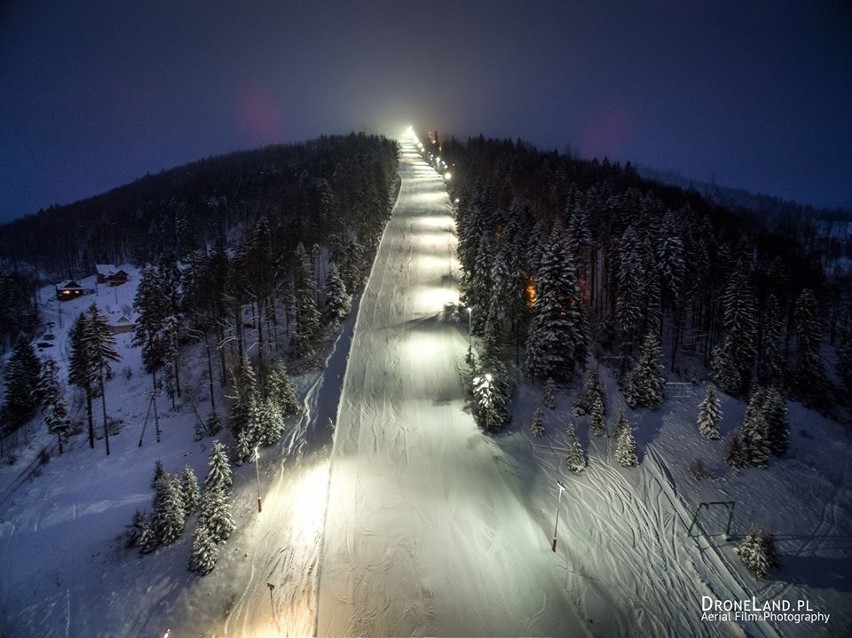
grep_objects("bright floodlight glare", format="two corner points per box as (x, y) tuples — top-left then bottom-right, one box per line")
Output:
(454, 198), (460, 203)
(444, 171), (452, 180)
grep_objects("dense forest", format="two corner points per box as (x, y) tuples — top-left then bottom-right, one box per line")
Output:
(0, 133), (399, 451)
(428, 134), (852, 424)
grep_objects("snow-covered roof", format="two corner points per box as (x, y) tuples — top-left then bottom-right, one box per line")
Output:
(58, 280), (82, 289)
(95, 264), (115, 276)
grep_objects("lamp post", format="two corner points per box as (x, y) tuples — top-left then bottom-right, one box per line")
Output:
(552, 480), (566, 552)
(467, 306), (473, 346)
(254, 446), (262, 513)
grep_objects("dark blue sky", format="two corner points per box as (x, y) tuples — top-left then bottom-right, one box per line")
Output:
(2, 0), (851, 222)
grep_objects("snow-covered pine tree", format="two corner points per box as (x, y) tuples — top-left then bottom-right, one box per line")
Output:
(151, 460), (166, 488)
(757, 294), (784, 388)
(615, 226), (646, 356)
(567, 438), (586, 473)
(792, 289), (827, 406)
(742, 390), (770, 467)
(258, 397), (285, 447)
(735, 530), (778, 579)
(152, 474), (185, 546)
(623, 331), (665, 408)
(543, 378), (556, 409)
(710, 346), (741, 401)
(125, 510), (146, 548)
(137, 514), (158, 554)
(612, 410), (629, 441)
(472, 364), (510, 433)
(574, 368), (604, 417)
(228, 356), (262, 461)
(133, 265), (169, 386)
(763, 387), (789, 457)
(726, 434), (749, 468)
(198, 485), (235, 543)
(82, 303), (121, 455)
(68, 313), (96, 449)
(180, 465), (200, 514)
(324, 261), (351, 325)
(589, 391), (607, 437)
(38, 356), (70, 454)
(615, 413), (638, 467)
(564, 420), (577, 439)
(205, 411), (222, 436)
(713, 263), (757, 395)
(696, 383), (722, 440)
(293, 243), (321, 358)
(204, 440), (232, 492)
(1, 336), (42, 435)
(530, 407), (545, 437)
(524, 227), (586, 383)
(187, 524), (219, 575)
(267, 360), (301, 416)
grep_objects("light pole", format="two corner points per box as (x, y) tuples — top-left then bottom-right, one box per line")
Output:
(552, 480), (566, 552)
(254, 446), (262, 513)
(467, 306), (473, 346)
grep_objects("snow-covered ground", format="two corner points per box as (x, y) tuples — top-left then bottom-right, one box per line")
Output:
(1, 140), (850, 638)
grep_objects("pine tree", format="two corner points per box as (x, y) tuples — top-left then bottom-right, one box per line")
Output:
(763, 388), (789, 457)
(589, 391), (607, 437)
(615, 414), (638, 467)
(530, 407), (545, 437)
(742, 390), (770, 467)
(564, 420), (577, 439)
(152, 475), (185, 545)
(82, 304), (121, 455)
(151, 460), (166, 488)
(612, 410), (629, 441)
(791, 289), (827, 406)
(736, 531), (778, 579)
(125, 510), (147, 548)
(204, 440), (232, 492)
(137, 515), (158, 554)
(205, 411), (222, 436)
(615, 226), (646, 354)
(624, 332), (665, 408)
(188, 524), (219, 575)
(567, 438), (586, 473)
(472, 365), (510, 433)
(713, 263), (757, 395)
(324, 261), (351, 325)
(696, 384), (722, 440)
(543, 378), (556, 409)
(229, 356), (262, 460)
(180, 465), (200, 514)
(267, 360), (301, 416)
(726, 434), (749, 468)
(38, 357), (70, 454)
(293, 243), (321, 358)
(1, 337), (42, 435)
(757, 294), (785, 388)
(574, 368), (604, 417)
(258, 398), (285, 447)
(198, 485), (234, 543)
(524, 227), (586, 383)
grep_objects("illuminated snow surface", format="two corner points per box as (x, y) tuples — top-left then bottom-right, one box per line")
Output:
(0, 140), (850, 637)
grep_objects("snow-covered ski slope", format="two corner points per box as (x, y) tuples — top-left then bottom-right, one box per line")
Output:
(316, 143), (587, 636)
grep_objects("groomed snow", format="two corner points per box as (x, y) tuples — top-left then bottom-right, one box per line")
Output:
(1, 140), (849, 638)
(316, 144), (587, 636)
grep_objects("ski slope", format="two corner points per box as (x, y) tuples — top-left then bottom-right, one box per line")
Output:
(316, 143), (586, 636)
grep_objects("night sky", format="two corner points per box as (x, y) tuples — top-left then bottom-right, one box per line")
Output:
(2, 0), (851, 222)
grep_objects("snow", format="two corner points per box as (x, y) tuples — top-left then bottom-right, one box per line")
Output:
(0, 140), (850, 637)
